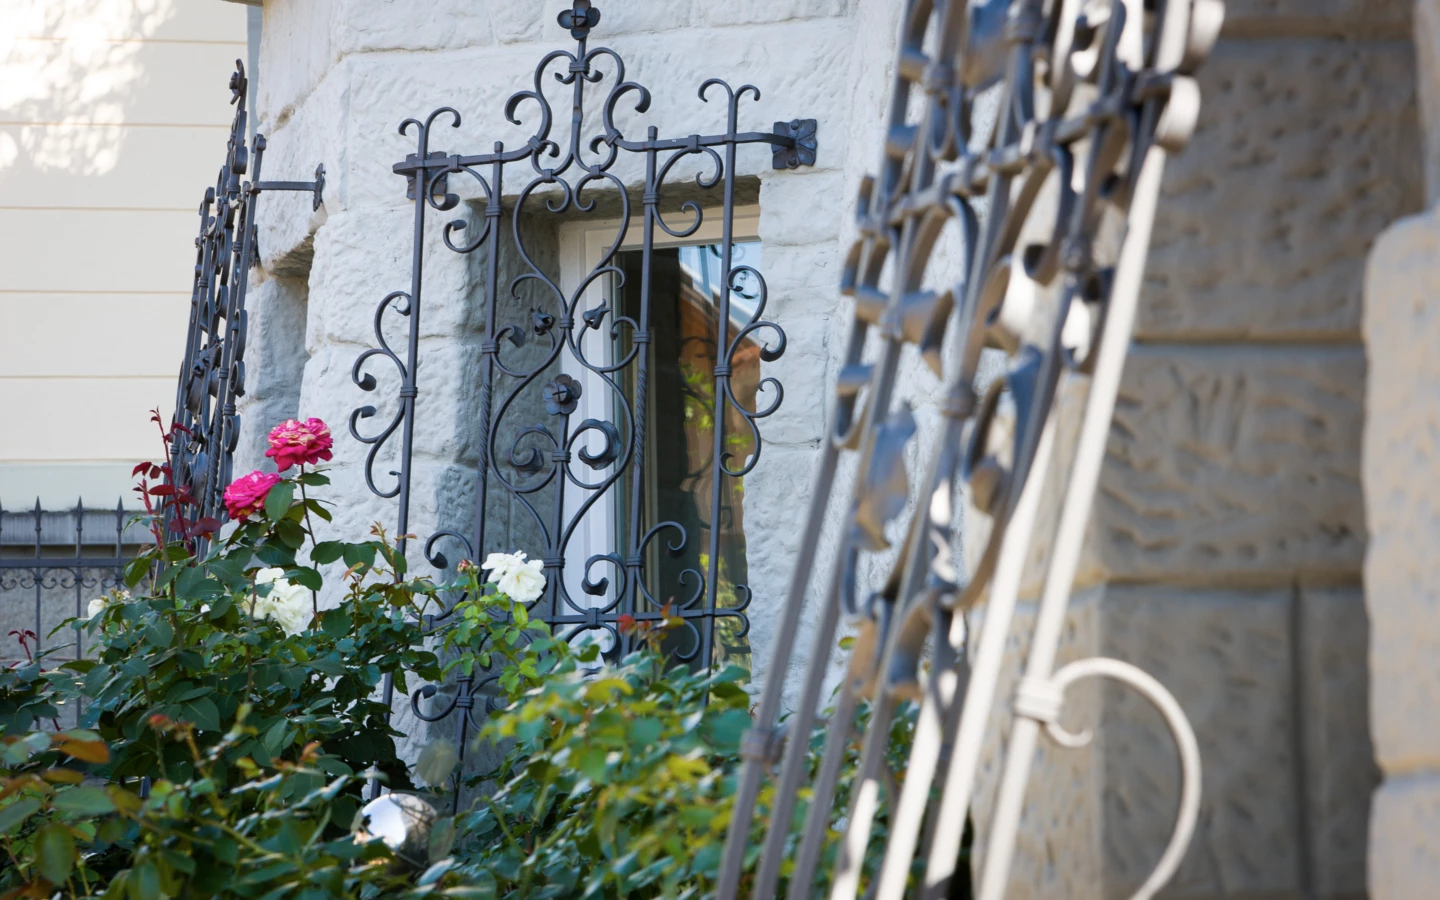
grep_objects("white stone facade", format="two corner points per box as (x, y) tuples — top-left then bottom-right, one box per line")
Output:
(234, 0), (1417, 895)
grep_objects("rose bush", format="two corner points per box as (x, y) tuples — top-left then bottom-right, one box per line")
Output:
(0, 414), (953, 898)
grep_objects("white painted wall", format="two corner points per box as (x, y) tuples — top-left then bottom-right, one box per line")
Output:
(0, 0), (248, 509)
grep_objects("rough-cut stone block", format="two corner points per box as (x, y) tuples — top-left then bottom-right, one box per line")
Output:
(1089, 343), (1365, 586)
(300, 339), (485, 483)
(759, 170), (847, 246)
(742, 443), (823, 680)
(1098, 586), (1299, 897)
(305, 208), (484, 348)
(1370, 775), (1440, 900)
(1298, 587), (1377, 898)
(1363, 212), (1440, 776)
(1143, 38), (1420, 341)
(1418, 0), (1440, 206)
(257, 0), (342, 127)
(488, 3), (546, 45)
(336, 0), (493, 55)
(254, 65), (345, 272)
(1222, 0), (1409, 37)
(699, 0), (853, 27)
(593, 1), (694, 34)
(332, 20), (850, 210)
(234, 276), (309, 475)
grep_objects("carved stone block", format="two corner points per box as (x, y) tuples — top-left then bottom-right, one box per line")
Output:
(1143, 38), (1420, 341)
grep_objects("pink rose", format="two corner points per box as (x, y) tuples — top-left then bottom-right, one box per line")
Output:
(265, 417), (334, 471)
(224, 470), (282, 520)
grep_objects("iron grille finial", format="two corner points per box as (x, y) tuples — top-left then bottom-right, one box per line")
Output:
(558, 1), (601, 40)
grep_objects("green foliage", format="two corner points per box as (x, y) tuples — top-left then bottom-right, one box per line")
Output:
(0, 458), (947, 898)
(0, 713), (480, 897)
(0, 464), (471, 898)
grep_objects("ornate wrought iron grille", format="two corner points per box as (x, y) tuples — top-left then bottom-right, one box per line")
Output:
(715, 0), (1222, 898)
(0, 501), (142, 725)
(170, 62), (323, 525)
(350, 1), (817, 729)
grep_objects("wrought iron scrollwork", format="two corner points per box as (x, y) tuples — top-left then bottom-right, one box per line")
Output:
(169, 61), (323, 524)
(354, 2), (817, 771)
(715, 0), (1221, 898)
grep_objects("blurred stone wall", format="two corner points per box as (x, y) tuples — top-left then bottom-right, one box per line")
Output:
(1362, 1), (1440, 897)
(970, 1), (1419, 897)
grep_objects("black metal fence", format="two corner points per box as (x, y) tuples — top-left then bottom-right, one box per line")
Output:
(0, 501), (147, 724)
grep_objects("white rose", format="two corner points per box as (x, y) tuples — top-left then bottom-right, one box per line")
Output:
(481, 551), (524, 580)
(496, 557), (546, 605)
(251, 567), (312, 637)
(87, 589), (130, 620)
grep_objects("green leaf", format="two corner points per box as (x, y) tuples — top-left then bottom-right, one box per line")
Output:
(296, 471), (330, 487)
(628, 717), (663, 746)
(274, 518), (307, 550)
(175, 566), (217, 601)
(0, 797), (42, 835)
(35, 823), (76, 885)
(311, 541), (345, 565)
(288, 566), (323, 591)
(577, 748), (608, 784)
(254, 540), (296, 567)
(320, 608), (352, 638)
(179, 697), (221, 732)
(123, 557), (150, 588)
(128, 859), (161, 900)
(52, 786), (116, 817)
(144, 618), (174, 648)
(97, 816), (128, 845)
(427, 818), (456, 866)
(265, 480), (295, 523)
(342, 543), (376, 569)
(308, 656), (347, 677)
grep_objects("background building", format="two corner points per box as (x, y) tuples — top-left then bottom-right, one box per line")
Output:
(0, 0), (251, 510)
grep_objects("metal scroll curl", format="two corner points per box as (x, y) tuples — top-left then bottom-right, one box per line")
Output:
(715, 0), (1222, 898)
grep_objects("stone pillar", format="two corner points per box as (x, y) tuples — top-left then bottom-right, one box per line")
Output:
(977, 1), (1419, 896)
(1362, 4), (1440, 896)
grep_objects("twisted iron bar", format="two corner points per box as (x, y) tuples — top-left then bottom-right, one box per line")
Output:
(716, 0), (1222, 898)
(353, 1), (816, 787)
(170, 61), (323, 526)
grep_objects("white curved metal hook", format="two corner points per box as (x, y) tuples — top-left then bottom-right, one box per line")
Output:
(1048, 656), (1203, 900)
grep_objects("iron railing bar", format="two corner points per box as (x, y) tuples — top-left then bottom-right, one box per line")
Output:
(0, 559), (141, 569)
(392, 130), (798, 179)
(750, 318), (912, 898)
(973, 141), (1180, 900)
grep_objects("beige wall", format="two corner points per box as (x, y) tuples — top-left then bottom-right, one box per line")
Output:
(0, 0), (247, 509)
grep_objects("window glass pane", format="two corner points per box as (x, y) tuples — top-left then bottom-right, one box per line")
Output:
(613, 240), (763, 670)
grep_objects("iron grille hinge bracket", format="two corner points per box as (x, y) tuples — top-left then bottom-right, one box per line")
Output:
(772, 118), (818, 169)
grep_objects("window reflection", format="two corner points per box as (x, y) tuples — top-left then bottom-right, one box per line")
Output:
(614, 241), (764, 670)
